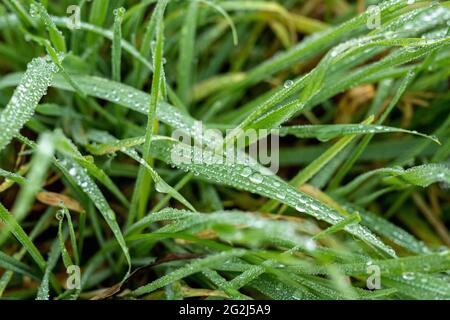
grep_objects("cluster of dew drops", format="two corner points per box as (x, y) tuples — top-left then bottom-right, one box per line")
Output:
(0, 56), (58, 148)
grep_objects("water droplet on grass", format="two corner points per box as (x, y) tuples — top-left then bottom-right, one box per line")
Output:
(69, 167), (77, 176)
(402, 272), (415, 280)
(249, 173), (263, 184)
(284, 80), (293, 89)
(305, 239), (317, 251)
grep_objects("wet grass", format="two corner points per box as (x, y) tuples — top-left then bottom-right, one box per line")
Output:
(0, 0), (449, 300)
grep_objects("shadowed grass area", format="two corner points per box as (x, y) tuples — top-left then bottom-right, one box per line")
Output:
(0, 0), (449, 300)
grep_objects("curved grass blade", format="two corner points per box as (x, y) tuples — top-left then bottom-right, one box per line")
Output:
(0, 56), (59, 152)
(341, 202), (432, 255)
(312, 213), (361, 241)
(36, 234), (61, 300)
(0, 250), (39, 280)
(29, 2), (66, 53)
(83, 132), (196, 213)
(60, 206), (79, 265)
(280, 124), (440, 143)
(90, 133), (396, 256)
(337, 164), (450, 196)
(51, 131), (129, 208)
(55, 156), (131, 271)
(50, 136), (131, 272)
(147, 136), (396, 257)
(57, 211), (73, 268)
(383, 164), (450, 188)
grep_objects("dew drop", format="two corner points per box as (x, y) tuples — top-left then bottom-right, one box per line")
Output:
(69, 167), (77, 176)
(249, 173), (263, 184)
(284, 80), (294, 89)
(305, 239), (317, 251)
(276, 193), (286, 200)
(402, 272), (415, 280)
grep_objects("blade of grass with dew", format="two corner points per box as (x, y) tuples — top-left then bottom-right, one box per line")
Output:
(84, 130), (195, 212)
(112, 7), (125, 82)
(148, 136), (396, 256)
(338, 200), (433, 255)
(51, 130), (129, 207)
(29, 2), (66, 53)
(0, 250), (40, 280)
(131, 0), (169, 223)
(15, 134), (125, 275)
(0, 56), (59, 152)
(61, 206), (79, 266)
(88, 133), (396, 256)
(261, 116), (374, 213)
(57, 211), (73, 269)
(36, 233), (61, 300)
(328, 69), (417, 190)
(382, 164), (450, 188)
(279, 124), (440, 143)
(0, 168), (28, 187)
(59, 156), (131, 271)
(335, 164), (450, 197)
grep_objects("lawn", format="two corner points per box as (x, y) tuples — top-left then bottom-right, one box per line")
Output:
(0, 0), (449, 300)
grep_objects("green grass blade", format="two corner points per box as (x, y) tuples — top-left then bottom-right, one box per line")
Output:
(132, 0), (169, 222)
(0, 56), (59, 152)
(0, 203), (46, 270)
(112, 7), (125, 82)
(30, 2), (66, 53)
(177, 1), (198, 105)
(148, 136), (396, 257)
